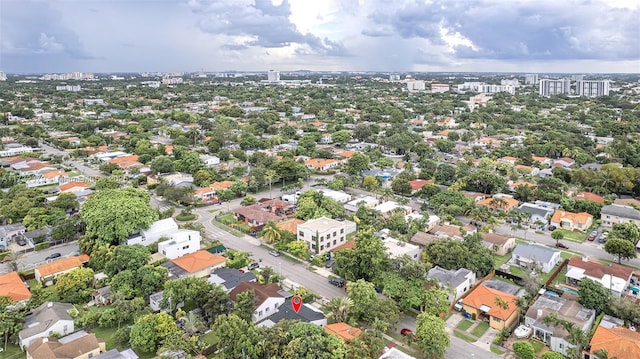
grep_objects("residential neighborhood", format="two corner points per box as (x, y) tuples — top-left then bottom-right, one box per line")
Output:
(0, 69), (639, 359)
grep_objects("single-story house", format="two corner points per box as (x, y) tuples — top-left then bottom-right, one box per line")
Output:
(258, 303), (327, 328)
(166, 250), (227, 279)
(517, 203), (555, 226)
(0, 271), (31, 302)
(589, 323), (640, 359)
(525, 294), (596, 356)
(480, 233), (516, 256)
(35, 254), (90, 286)
(208, 268), (257, 292)
(324, 322), (362, 341)
(511, 243), (561, 273)
(550, 210), (593, 232)
(461, 285), (518, 330)
(19, 302), (76, 349)
(27, 331), (105, 359)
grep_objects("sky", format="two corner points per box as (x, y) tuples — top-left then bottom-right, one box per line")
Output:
(1, 0), (639, 74)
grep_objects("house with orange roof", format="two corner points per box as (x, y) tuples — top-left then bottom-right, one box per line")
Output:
(571, 191), (605, 204)
(193, 186), (217, 202)
(58, 181), (90, 194)
(276, 218), (305, 235)
(496, 156), (518, 166)
(509, 181), (536, 192)
(550, 210), (593, 232)
(324, 322), (362, 341)
(335, 150), (355, 161)
(320, 133), (333, 143)
(35, 254), (90, 286)
(589, 324), (640, 359)
(461, 285), (518, 330)
(169, 250), (227, 278)
(229, 282), (286, 323)
(532, 156), (553, 166)
(0, 271), (31, 302)
(408, 179), (434, 193)
(477, 196), (520, 212)
(304, 158), (340, 172)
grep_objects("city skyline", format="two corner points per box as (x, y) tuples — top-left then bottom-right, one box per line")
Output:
(1, 0), (639, 74)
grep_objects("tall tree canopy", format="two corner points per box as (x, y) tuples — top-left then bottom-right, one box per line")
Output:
(80, 188), (158, 253)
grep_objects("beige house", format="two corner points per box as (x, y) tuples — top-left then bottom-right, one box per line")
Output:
(27, 332), (105, 359)
(480, 233), (516, 256)
(35, 255), (90, 286)
(600, 204), (640, 228)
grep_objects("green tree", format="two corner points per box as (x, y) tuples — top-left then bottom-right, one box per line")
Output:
(551, 229), (564, 244)
(391, 177), (412, 195)
(0, 296), (24, 350)
(362, 175), (379, 191)
(101, 244), (151, 276)
(234, 290), (258, 322)
(202, 285), (234, 321)
(150, 155), (174, 174)
(260, 220), (281, 244)
(80, 188), (158, 253)
(577, 278), (610, 313)
(334, 229), (390, 283)
(604, 237), (637, 264)
(609, 222), (640, 244)
(512, 341), (536, 359)
(325, 296), (353, 323)
(346, 152), (370, 175)
(213, 314), (261, 358)
(49, 192), (79, 211)
(541, 351), (565, 359)
(130, 312), (179, 354)
(55, 267), (95, 303)
(94, 177), (121, 190)
(415, 313), (449, 359)
(347, 279), (379, 324)
(422, 285), (450, 316)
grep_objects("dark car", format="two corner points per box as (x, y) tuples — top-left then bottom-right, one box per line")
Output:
(555, 242), (569, 249)
(400, 328), (417, 341)
(45, 253), (61, 260)
(329, 278), (345, 287)
(247, 262), (259, 270)
(16, 237), (27, 246)
(548, 225), (557, 231)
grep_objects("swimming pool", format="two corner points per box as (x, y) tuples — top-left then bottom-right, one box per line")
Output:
(544, 290), (560, 297)
(560, 286), (579, 295)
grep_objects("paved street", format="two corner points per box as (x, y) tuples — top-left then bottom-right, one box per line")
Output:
(494, 224), (640, 268)
(40, 142), (104, 178)
(0, 242), (80, 274)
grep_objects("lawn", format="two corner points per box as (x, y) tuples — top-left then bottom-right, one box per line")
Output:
(200, 331), (219, 346)
(529, 339), (546, 355)
(0, 343), (23, 359)
(453, 330), (477, 343)
(493, 253), (512, 268)
(470, 322), (490, 337)
(555, 229), (586, 243)
(490, 346), (505, 355)
(509, 265), (525, 278)
(90, 326), (119, 350)
(456, 319), (474, 331)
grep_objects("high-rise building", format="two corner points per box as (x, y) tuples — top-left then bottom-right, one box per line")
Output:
(539, 79), (570, 97)
(576, 80), (610, 97)
(406, 80), (426, 91)
(571, 74), (585, 82)
(431, 84), (450, 93)
(267, 70), (280, 82)
(389, 74), (401, 81)
(501, 79), (520, 87)
(524, 74), (538, 85)
(0, 72), (6, 81)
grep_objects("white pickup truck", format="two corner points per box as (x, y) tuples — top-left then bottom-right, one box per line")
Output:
(281, 191), (302, 204)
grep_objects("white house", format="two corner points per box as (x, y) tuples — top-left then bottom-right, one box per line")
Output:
(200, 154), (220, 167)
(157, 230), (201, 259)
(511, 243), (561, 273)
(566, 257), (633, 297)
(525, 294), (596, 356)
(297, 217), (357, 255)
(127, 218), (179, 246)
(314, 188), (352, 203)
(427, 266), (476, 302)
(381, 237), (422, 260)
(19, 302), (76, 349)
(229, 282), (286, 323)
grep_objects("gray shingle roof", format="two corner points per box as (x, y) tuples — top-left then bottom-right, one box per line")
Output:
(512, 243), (559, 263)
(601, 204), (640, 220)
(427, 266), (472, 288)
(20, 302), (74, 339)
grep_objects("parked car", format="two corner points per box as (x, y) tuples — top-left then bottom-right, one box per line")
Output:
(16, 237), (27, 246)
(548, 225), (557, 231)
(453, 299), (464, 311)
(45, 253), (61, 260)
(268, 250), (280, 257)
(328, 278), (345, 287)
(325, 260), (335, 268)
(555, 242), (570, 249)
(587, 230), (598, 241)
(247, 262), (259, 270)
(598, 232), (608, 243)
(400, 328), (417, 341)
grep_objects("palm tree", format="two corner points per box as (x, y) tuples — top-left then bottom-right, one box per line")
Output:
(494, 296), (511, 310)
(181, 311), (205, 336)
(265, 170), (277, 199)
(260, 221), (281, 244)
(593, 348), (618, 359)
(325, 296), (353, 323)
(260, 266), (276, 284)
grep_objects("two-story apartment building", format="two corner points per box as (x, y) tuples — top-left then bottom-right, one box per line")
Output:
(600, 204), (640, 229)
(297, 217), (357, 255)
(157, 230), (201, 259)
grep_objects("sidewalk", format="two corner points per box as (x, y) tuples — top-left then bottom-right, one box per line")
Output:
(444, 312), (465, 333)
(474, 326), (498, 352)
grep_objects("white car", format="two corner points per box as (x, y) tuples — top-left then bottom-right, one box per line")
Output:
(453, 299), (464, 311)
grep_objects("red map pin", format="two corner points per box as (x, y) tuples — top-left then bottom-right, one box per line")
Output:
(291, 295), (303, 313)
